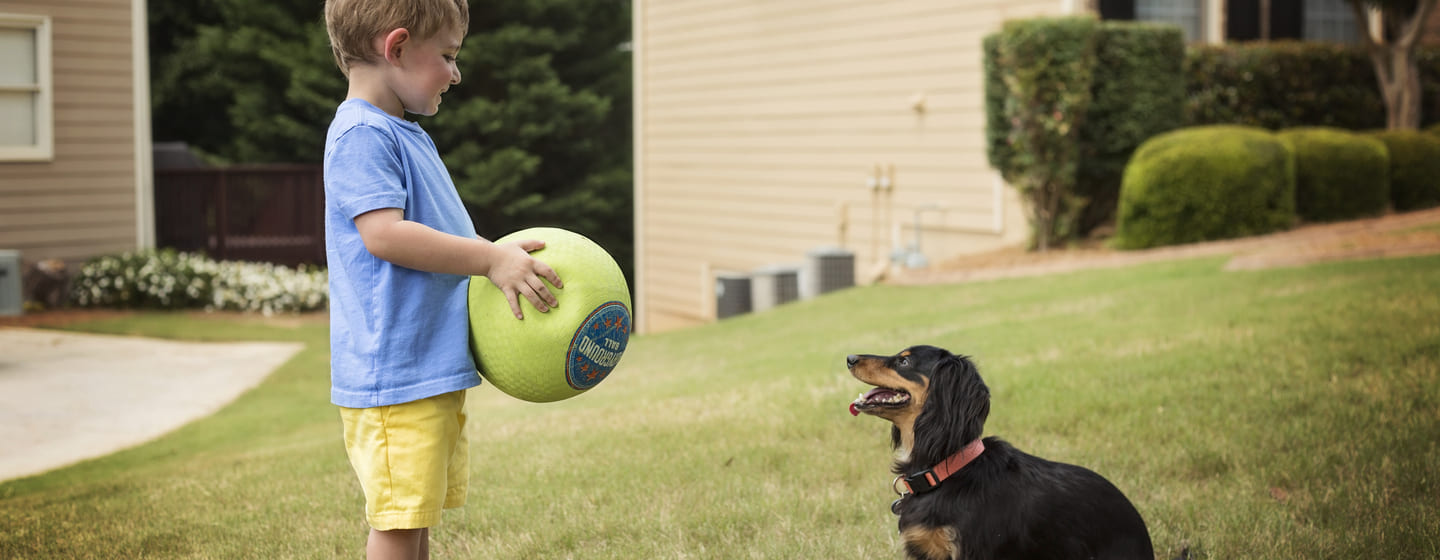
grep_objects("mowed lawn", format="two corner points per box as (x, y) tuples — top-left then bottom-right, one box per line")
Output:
(1, 255), (1437, 559)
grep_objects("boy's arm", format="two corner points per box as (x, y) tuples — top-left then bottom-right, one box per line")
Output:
(354, 208), (562, 319)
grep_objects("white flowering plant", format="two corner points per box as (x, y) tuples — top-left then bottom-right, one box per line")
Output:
(70, 249), (328, 315)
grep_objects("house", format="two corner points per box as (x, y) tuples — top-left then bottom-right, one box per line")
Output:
(0, 0), (152, 269)
(630, 0), (1435, 334)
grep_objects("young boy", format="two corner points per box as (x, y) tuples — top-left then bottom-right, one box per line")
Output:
(322, 1), (561, 558)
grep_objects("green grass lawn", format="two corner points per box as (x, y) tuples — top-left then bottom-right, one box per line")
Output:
(2, 255), (1437, 559)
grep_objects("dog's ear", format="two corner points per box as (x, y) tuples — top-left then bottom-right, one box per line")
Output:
(911, 354), (989, 463)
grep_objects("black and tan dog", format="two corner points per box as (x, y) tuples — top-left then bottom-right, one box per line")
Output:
(848, 345), (1154, 560)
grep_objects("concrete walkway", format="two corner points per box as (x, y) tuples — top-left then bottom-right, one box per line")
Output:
(0, 328), (302, 482)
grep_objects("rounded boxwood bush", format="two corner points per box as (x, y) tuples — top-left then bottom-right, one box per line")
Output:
(1114, 126), (1295, 249)
(1278, 127), (1389, 222)
(1369, 130), (1440, 211)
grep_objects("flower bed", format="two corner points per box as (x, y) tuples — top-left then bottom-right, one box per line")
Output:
(70, 249), (327, 315)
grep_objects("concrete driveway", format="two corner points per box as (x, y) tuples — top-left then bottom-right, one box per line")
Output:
(0, 328), (303, 482)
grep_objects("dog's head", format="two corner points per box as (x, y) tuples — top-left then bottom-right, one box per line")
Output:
(847, 345), (990, 464)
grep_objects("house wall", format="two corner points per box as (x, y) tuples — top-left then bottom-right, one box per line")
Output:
(634, 0), (1062, 333)
(0, 0), (145, 265)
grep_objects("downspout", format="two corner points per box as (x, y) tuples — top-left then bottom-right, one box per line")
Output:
(132, 0), (155, 249)
(631, 0), (647, 333)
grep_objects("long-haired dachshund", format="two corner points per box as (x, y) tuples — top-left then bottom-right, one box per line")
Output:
(847, 345), (1155, 560)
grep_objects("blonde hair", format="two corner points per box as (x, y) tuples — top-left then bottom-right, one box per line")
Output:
(324, 0), (469, 76)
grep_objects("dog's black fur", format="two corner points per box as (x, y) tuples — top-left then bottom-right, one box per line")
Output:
(848, 345), (1154, 560)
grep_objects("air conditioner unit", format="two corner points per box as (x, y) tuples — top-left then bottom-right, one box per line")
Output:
(0, 250), (21, 316)
(715, 272), (752, 319)
(806, 247), (855, 297)
(750, 264), (800, 312)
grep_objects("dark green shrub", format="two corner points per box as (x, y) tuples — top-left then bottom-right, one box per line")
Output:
(1278, 127), (1390, 222)
(1115, 126), (1295, 249)
(986, 18), (1185, 244)
(1075, 22), (1186, 235)
(1185, 42), (1385, 131)
(986, 16), (1100, 250)
(1369, 130), (1440, 211)
(1425, 122), (1440, 137)
(1187, 44), (1440, 131)
(983, 33), (1016, 183)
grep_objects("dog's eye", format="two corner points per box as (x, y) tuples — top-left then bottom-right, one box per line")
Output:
(897, 356), (909, 367)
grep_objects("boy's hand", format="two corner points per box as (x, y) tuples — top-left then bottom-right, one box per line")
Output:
(488, 240), (563, 319)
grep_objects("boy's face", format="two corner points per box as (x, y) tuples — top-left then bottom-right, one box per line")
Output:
(391, 27), (463, 116)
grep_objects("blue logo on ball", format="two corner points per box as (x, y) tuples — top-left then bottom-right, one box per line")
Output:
(566, 301), (630, 390)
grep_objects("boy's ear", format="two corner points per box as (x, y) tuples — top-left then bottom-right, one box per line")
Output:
(381, 28), (411, 65)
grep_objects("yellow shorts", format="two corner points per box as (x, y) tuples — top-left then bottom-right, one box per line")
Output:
(339, 390), (469, 531)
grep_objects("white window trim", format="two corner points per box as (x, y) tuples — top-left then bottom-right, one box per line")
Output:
(0, 14), (53, 162)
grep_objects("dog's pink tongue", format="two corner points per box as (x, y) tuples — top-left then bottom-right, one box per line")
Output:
(849, 402), (860, 416)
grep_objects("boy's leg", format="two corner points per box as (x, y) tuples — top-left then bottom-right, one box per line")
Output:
(367, 528), (423, 560)
(341, 392), (466, 559)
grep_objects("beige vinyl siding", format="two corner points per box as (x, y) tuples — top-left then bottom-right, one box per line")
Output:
(635, 0), (1060, 332)
(0, 0), (138, 263)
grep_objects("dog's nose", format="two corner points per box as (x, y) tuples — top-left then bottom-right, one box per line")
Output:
(846, 355), (859, 369)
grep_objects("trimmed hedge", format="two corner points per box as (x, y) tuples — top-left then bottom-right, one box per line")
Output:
(986, 16), (1100, 250)
(1369, 130), (1440, 211)
(983, 33), (1015, 183)
(1115, 126), (1295, 249)
(1185, 41), (1387, 130)
(986, 19), (1185, 242)
(1075, 22), (1186, 234)
(1278, 127), (1390, 222)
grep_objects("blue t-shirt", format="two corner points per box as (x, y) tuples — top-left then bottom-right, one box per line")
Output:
(323, 98), (482, 408)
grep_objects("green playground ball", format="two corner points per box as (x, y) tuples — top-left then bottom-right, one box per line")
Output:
(467, 227), (632, 403)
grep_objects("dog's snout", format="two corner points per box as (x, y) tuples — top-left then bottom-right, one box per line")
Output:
(846, 355), (859, 369)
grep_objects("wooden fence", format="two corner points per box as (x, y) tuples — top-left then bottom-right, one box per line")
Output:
(154, 165), (325, 267)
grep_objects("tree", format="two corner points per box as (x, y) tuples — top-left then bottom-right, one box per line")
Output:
(150, 1), (339, 163)
(149, 0), (634, 273)
(433, 0), (633, 274)
(1349, 0), (1438, 129)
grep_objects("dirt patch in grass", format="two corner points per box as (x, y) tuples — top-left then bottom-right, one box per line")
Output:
(890, 207), (1440, 285)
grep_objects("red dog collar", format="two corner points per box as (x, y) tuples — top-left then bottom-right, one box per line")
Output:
(895, 439), (985, 495)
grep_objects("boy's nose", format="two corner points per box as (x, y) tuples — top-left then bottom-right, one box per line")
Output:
(451, 67), (462, 85)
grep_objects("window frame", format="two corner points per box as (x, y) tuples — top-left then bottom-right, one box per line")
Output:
(0, 13), (53, 162)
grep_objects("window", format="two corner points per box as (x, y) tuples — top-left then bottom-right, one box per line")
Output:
(1135, 0), (1203, 42)
(0, 14), (52, 161)
(1304, 0), (1360, 42)
(1226, 0), (1358, 42)
(1100, 0), (1205, 42)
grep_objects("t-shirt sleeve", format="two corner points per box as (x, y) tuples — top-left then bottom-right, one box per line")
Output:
(325, 124), (409, 220)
